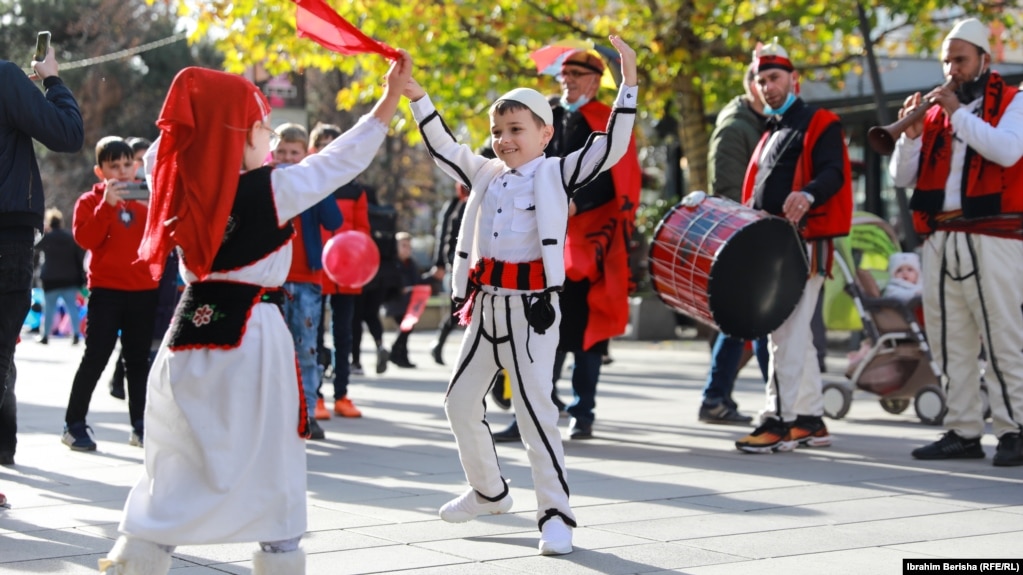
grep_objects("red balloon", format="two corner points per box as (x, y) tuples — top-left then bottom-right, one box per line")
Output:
(322, 231), (380, 289)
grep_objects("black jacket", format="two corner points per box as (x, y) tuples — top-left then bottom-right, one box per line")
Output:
(34, 227), (84, 290)
(0, 61), (84, 233)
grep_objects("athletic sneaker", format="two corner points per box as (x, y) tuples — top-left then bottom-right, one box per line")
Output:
(439, 488), (513, 523)
(62, 422), (97, 452)
(912, 430), (985, 460)
(314, 398), (332, 420)
(334, 397), (362, 418)
(350, 364), (364, 376)
(735, 418), (789, 454)
(699, 402), (753, 425)
(129, 420), (144, 448)
(785, 415), (832, 448)
(994, 432), (1023, 467)
(539, 517), (573, 555)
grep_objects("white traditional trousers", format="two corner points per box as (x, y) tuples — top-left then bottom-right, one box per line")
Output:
(446, 291), (575, 527)
(762, 275), (826, 422)
(922, 231), (1023, 440)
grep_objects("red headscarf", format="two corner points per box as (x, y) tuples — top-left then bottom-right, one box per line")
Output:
(138, 67), (272, 280)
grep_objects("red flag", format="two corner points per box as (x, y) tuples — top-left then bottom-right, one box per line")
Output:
(292, 0), (400, 59)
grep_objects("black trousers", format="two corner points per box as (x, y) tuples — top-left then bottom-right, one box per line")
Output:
(65, 287), (158, 426)
(0, 238), (34, 457)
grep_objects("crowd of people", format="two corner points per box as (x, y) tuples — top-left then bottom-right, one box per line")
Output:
(2, 14), (1022, 575)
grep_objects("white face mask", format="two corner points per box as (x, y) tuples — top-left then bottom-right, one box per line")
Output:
(560, 94), (589, 113)
(135, 167), (145, 180)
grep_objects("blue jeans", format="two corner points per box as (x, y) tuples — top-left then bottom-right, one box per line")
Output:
(329, 293), (355, 399)
(284, 282), (322, 417)
(42, 286), (83, 338)
(702, 332), (769, 408)
(559, 349), (603, 425)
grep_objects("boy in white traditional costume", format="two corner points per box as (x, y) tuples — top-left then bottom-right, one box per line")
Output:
(99, 52), (412, 575)
(401, 35), (637, 556)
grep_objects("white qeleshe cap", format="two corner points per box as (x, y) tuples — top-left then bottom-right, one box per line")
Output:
(944, 18), (991, 55)
(491, 88), (553, 126)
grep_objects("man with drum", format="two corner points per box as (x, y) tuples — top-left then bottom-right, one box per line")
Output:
(700, 62), (769, 426)
(891, 18), (1023, 467)
(736, 40), (853, 454)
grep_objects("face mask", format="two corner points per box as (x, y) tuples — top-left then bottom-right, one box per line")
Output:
(560, 94), (589, 113)
(956, 69), (989, 105)
(763, 92), (796, 116)
(135, 167), (145, 180)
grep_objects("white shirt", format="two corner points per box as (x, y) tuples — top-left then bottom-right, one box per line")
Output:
(477, 155), (544, 263)
(890, 92), (1023, 212)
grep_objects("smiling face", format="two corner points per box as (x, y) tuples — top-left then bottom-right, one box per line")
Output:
(272, 140), (307, 166)
(489, 107), (553, 169)
(756, 68), (798, 110)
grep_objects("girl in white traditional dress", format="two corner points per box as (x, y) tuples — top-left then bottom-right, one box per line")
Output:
(99, 52), (412, 575)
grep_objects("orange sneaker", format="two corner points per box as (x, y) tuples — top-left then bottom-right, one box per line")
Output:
(334, 397), (362, 418)
(314, 398), (331, 420)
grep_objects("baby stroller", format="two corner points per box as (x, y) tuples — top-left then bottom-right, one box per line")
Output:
(821, 214), (947, 425)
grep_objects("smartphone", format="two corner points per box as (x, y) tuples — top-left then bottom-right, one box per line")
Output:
(34, 31), (50, 63)
(121, 181), (150, 201)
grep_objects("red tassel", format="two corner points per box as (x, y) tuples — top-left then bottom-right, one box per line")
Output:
(455, 289), (478, 327)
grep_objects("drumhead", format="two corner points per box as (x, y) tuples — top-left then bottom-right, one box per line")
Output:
(710, 217), (808, 339)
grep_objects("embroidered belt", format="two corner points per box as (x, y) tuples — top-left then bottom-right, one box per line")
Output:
(468, 257), (546, 291)
(935, 212), (1023, 240)
(168, 281), (285, 351)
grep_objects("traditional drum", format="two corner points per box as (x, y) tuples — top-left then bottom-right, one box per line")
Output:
(648, 192), (808, 339)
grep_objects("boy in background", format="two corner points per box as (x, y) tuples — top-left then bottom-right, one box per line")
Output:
(276, 123), (343, 440)
(63, 136), (160, 451)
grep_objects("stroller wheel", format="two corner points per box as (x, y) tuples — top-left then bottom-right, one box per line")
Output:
(879, 398), (911, 415)
(914, 385), (947, 426)
(822, 382), (852, 419)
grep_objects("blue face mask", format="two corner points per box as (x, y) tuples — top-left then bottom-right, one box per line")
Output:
(560, 95), (589, 113)
(764, 92), (796, 116)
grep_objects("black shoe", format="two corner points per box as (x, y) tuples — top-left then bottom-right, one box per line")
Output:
(35, 335), (48, 345)
(569, 418), (593, 440)
(994, 432), (1023, 467)
(308, 419), (325, 440)
(391, 355), (417, 369)
(490, 372), (511, 410)
(492, 421), (521, 443)
(430, 342), (445, 366)
(912, 430), (985, 460)
(109, 380), (125, 400)
(698, 402), (754, 426)
(0, 452), (14, 466)
(72, 335), (80, 345)
(375, 347), (390, 375)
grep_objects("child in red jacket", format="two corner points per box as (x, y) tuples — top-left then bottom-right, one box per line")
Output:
(63, 136), (160, 451)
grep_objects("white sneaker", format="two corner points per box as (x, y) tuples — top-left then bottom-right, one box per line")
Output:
(538, 517), (573, 555)
(439, 488), (512, 523)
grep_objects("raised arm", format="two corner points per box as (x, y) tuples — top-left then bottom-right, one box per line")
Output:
(561, 36), (639, 194)
(273, 51), (413, 224)
(406, 78), (490, 188)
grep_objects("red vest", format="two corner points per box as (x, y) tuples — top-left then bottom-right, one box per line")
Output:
(911, 72), (1023, 235)
(742, 108), (853, 240)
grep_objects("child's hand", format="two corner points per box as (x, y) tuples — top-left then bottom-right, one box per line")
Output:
(609, 35), (637, 87)
(103, 180), (126, 207)
(403, 77), (426, 102)
(384, 50), (413, 97)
